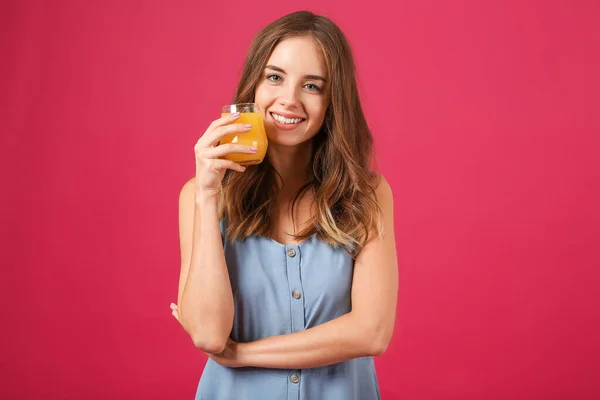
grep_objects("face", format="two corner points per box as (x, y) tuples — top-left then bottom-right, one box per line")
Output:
(254, 36), (330, 147)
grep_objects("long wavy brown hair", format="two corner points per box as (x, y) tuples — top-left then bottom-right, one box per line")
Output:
(219, 11), (382, 257)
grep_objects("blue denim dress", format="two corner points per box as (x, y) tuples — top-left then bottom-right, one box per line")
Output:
(195, 220), (381, 400)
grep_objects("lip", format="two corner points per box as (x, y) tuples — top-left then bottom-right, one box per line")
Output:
(269, 111), (306, 120)
(269, 112), (306, 130)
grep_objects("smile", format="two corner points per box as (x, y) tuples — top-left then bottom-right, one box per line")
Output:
(270, 112), (305, 125)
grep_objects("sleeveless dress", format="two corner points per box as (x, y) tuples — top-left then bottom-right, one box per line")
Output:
(195, 219), (381, 400)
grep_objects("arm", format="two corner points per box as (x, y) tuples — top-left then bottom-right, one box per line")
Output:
(214, 175), (398, 369)
(177, 178), (234, 354)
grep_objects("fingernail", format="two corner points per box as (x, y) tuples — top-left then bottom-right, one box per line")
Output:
(250, 146), (257, 152)
(244, 124), (252, 129)
(232, 112), (240, 117)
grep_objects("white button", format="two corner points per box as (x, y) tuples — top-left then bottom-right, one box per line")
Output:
(287, 248), (296, 258)
(290, 373), (300, 384)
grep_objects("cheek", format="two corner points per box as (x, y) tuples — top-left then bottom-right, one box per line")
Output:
(306, 98), (328, 124)
(254, 83), (277, 103)
(253, 83), (266, 103)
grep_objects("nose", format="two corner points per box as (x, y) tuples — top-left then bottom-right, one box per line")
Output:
(278, 83), (299, 108)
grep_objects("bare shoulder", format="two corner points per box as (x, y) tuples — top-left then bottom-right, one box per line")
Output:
(370, 172), (394, 207)
(179, 177), (196, 204)
(368, 172), (394, 241)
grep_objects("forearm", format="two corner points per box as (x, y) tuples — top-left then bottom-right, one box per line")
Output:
(180, 192), (233, 353)
(237, 313), (383, 369)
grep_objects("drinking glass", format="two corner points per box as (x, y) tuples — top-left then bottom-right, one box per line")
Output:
(220, 103), (268, 166)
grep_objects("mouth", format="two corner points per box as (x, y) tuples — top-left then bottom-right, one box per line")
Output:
(269, 112), (306, 128)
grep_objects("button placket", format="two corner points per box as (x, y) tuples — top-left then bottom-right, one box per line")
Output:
(285, 246), (304, 398)
(287, 370), (301, 399)
(285, 244), (305, 335)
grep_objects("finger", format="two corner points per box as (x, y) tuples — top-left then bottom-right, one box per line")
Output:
(203, 143), (257, 159)
(197, 114), (243, 148)
(206, 123), (253, 146)
(207, 112), (241, 131)
(209, 158), (247, 173)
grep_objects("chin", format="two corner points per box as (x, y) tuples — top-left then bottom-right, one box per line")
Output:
(264, 124), (303, 145)
(266, 133), (306, 148)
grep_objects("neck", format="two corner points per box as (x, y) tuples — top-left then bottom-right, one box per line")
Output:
(267, 140), (313, 197)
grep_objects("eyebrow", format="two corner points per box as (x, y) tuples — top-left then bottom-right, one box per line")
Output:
(265, 65), (327, 83)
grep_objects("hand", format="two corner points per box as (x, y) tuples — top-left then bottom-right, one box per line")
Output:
(206, 337), (244, 368)
(169, 303), (244, 368)
(194, 113), (257, 197)
(170, 303), (182, 325)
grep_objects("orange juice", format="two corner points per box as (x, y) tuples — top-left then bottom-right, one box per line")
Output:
(220, 112), (268, 166)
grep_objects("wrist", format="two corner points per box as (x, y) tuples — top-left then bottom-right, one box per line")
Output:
(195, 190), (219, 206)
(235, 341), (251, 367)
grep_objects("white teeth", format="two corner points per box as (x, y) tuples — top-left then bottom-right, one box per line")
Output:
(271, 113), (303, 125)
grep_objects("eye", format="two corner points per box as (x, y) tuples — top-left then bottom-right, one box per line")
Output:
(266, 74), (282, 83)
(304, 83), (321, 92)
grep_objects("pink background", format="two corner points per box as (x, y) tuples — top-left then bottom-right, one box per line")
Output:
(1, 0), (599, 399)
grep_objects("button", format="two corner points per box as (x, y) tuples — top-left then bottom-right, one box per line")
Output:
(287, 248), (296, 258)
(292, 289), (301, 299)
(290, 373), (300, 384)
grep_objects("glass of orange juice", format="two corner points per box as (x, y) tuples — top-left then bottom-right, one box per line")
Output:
(220, 103), (268, 166)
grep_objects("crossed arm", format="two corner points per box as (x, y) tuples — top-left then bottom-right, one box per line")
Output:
(171, 176), (398, 369)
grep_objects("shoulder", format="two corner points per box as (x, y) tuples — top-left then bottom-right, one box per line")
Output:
(365, 172), (395, 244)
(179, 177), (196, 202)
(370, 172), (394, 207)
(178, 177), (198, 215)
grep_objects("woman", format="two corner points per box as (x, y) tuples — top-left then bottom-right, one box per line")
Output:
(171, 10), (398, 400)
